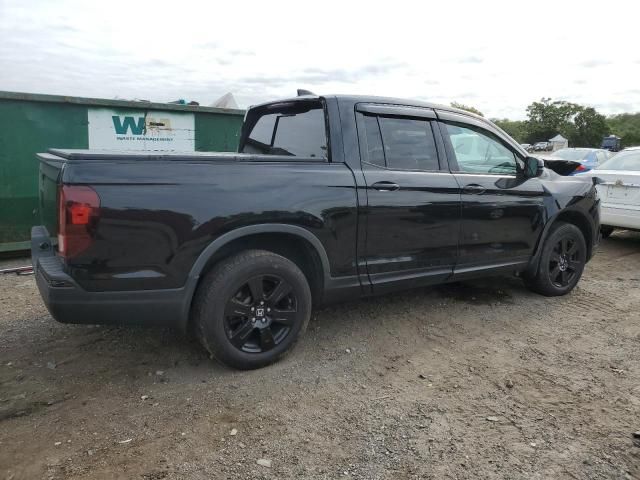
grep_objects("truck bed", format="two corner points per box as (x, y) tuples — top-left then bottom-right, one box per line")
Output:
(36, 148), (359, 300)
(46, 148), (322, 163)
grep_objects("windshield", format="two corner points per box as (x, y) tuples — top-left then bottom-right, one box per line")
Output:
(551, 149), (589, 161)
(597, 150), (640, 171)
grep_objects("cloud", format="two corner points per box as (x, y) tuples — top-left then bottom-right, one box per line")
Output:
(594, 101), (636, 112)
(454, 91), (480, 100)
(578, 59), (611, 68)
(237, 61), (410, 88)
(228, 49), (256, 57)
(1, 0), (640, 118)
(238, 75), (290, 87)
(48, 24), (79, 33)
(456, 55), (483, 64)
(358, 61), (409, 75)
(147, 59), (172, 67)
(196, 41), (220, 50)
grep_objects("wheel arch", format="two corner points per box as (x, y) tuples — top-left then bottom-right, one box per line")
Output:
(552, 210), (594, 259)
(526, 209), (594, 276)
(179, 224), (330, 330)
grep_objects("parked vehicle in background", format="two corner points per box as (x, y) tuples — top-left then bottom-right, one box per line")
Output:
(545, 148), (611, 175)
(533, 141), (552, 152)
(520, 143), (532, 152)
(601, 135), (622, 152)
(534, 155), (581, 176)
(31, 93), (601, 369)
(584, 147), (640, 237)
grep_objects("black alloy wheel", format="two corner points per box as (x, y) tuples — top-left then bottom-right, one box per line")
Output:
(224, 274), (298, 353)
(524, 222), (587, 297)
(548, 236), (582, 288)
(193, 250), (312, 370)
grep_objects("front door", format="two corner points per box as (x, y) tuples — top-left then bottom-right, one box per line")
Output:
(437, 112), (546, 274)
(356, 105), (461, 292)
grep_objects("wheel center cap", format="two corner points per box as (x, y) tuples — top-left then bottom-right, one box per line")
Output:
(558, 255), (568, 271)
(255, 307), (265, 317)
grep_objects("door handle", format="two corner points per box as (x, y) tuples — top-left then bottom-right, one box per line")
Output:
(462, 184), (486, 194)
(371, 181), (400, 192)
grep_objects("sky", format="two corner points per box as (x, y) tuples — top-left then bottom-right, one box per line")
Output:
(1, 0), (639, 120)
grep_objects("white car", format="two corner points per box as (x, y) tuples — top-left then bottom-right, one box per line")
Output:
(585, 147), (640, 237)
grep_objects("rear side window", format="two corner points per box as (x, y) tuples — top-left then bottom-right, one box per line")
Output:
(240, 102), (328, 159)
(361, 114), (440, 171)
(362, 115), (385, 167)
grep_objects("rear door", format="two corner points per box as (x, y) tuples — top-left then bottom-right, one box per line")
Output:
(355, 104), (460, 292)
(437, 111), (546, 274)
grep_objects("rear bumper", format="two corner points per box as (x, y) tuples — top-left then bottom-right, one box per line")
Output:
(601, 204), (640, 231)
(31, 226), (190, 328)
(591, 201), (601, 259)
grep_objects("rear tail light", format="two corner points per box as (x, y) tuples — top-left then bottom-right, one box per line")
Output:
(58, 185), (100, 259)
(574, 164), (587, 172)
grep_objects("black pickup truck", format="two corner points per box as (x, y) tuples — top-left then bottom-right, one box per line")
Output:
(32, 94), (600, 369)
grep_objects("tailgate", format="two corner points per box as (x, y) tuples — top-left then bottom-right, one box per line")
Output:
(37, 153), (65, 238)
(598, 174), (640, 207)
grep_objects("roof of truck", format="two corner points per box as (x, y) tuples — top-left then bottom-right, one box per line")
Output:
(251, 94), (486, 122)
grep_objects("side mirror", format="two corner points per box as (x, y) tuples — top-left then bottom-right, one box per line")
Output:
(524, 156), (544, 178)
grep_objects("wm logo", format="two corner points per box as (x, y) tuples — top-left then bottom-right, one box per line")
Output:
(112, 116), (145, 135)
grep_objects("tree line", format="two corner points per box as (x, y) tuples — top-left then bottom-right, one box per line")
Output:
(451, 99), (640, 148)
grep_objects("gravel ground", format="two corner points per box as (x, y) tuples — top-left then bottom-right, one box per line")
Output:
(1, 233), (639, 479)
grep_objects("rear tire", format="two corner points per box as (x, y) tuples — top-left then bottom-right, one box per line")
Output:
(524, 222), (586, 297)
(193, 250), (312, 370)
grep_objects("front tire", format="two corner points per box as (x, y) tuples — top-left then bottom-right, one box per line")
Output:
(524, 222), (587, 296)
(193, 250), (312, 370)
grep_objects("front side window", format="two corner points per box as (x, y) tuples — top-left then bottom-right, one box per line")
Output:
(360, 114), (439, 171)
(240, 102), (328, 159)
(445, 123), (518, 175)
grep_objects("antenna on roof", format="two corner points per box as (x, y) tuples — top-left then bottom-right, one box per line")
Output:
(297, 89), (315, 96)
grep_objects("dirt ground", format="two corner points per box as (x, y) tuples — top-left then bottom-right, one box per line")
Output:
(1, 234), (639, 480)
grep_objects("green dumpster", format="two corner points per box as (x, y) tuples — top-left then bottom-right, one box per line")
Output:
(0, 91), (245, 252)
